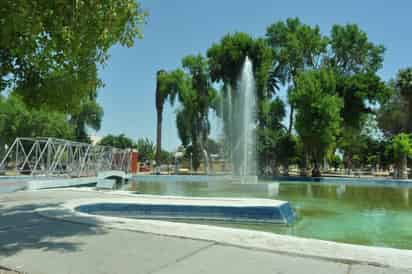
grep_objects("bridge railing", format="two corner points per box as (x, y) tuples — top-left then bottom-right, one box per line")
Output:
(0, 137), (131, 177)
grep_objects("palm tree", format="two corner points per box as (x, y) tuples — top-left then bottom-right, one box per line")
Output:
(396, 68), (412, 132)
(266, 62), (286, 98)
(155, 69), (186, 169)
(70, 96), (103, 143)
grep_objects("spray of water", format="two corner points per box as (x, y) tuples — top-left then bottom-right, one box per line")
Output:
(227, 57), (257, 177)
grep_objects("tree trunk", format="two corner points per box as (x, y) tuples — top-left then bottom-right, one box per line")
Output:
(312, 161), (321, 177)
(400, 155), (408, 179)
(155, 107), (163, 172)
(155, 70), (165, 173)
(300, 153), (310, 177)
(288, 105), (294, 134)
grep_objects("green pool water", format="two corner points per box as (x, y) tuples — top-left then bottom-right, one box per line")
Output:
(125, 180), (412, 250)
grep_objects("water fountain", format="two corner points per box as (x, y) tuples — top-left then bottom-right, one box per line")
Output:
(225, 57), (257, 183)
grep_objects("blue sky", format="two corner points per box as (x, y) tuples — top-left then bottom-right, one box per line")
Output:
(97, 0), (412, 151)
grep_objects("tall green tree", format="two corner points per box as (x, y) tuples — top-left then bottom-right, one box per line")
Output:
(377, 80), (407, 136)
(327, 24), (385, 75)
(378, 68), (412, 138)
(207, 33), (273, 96)
(207, 32), (278, 174)
(155, 69), (188, 168)
(396, 68), (412, 132)
(175, 54), (217, 171)
(0, 0), (147, 111)
(257, 97), (290, 174)
(326, 24), (387, 170)
(266, 18), (328, 132)
(289, 69), (343, 176)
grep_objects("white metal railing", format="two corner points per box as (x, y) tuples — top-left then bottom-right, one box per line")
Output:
(0, 137), (131, 177)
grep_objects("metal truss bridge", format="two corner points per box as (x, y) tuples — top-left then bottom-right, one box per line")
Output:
(0, 137), (132, 177)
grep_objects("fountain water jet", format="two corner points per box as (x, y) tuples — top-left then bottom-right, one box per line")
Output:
(225, 57), (257, 181)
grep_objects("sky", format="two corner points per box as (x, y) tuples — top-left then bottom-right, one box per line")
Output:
(96, 0), (412, 151)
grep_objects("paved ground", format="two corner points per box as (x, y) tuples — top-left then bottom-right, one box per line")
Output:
(0, 190), (411, 274)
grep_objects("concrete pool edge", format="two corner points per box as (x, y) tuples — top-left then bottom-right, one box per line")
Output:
(35, 190), (412, 270)
(75, 196), (296, 225)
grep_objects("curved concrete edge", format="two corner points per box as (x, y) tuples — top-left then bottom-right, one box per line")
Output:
(75, 198), (295, 225)
(36, 195), (412, 270)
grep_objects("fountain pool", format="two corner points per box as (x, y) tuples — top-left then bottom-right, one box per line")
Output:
(120, 178), (412, 250)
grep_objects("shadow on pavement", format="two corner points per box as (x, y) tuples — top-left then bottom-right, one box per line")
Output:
(0, 202), (106, 257)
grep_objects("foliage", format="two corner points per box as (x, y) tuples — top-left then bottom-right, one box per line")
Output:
(183, 144), (203, 171)
(266, 17), (328, 132)
(289, 69), (343, 166)
(327, 24), (385, 75)
(397, 68), (412, 98)
(378, 68), (412, 137)
(207, 32), (274, 99)
(207, 32), (279, 173)
(70, 97), (103, 143)
(175, 54), (217, 171)
(325, 24), (388, 131)
(155, 68), (190, 165)
(266, 18), (327, 79)
(392, 133), (412, 162)
(135, 138), (155, 163)
(378, 82), (408, 136)
(99, 134), (135, 149)
(329, 154), (343, 170)
(0, 95), (74, 146)
(0, 0), (147, 111)
(257, 97), (290, 173)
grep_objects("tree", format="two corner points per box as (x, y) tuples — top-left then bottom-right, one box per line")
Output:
(378, 82), (408, 136)
(155, 69), (188, 168)
(256, 97), (290, 174)
(207, 33), (273, 96)
(135, 138), (155, 163)
(326, 24), (388, 170)
(396, 68), (412, 132)
(392, 133), (412, 178)
(266, 18), (328, 132)
(99, 134), (134, 149)
(378, 68), (412, 136)
(207, 32), (276, 173)
(0, 0), (147, 111)
(69, 97), (103, 143)
(175, 54), (217, 171)
(289, 69), (343, 176)
(0, 95), (74, 150)
(206, 32), (275, 119)
(327, 24), (385, 75)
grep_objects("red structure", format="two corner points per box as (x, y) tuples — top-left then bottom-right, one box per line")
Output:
(130, 150), (139, 174)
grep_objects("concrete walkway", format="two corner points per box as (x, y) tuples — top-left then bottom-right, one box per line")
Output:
(0, 190), (411, 274)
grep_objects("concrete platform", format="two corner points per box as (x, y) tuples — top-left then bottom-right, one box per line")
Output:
(0, 189), (412, 274)
(75, 195), (295, 224)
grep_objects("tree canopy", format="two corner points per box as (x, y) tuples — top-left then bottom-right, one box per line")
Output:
(99, 134), (134, 149)
(0, 0), (147, 111)
(289, 69), (342, 167)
